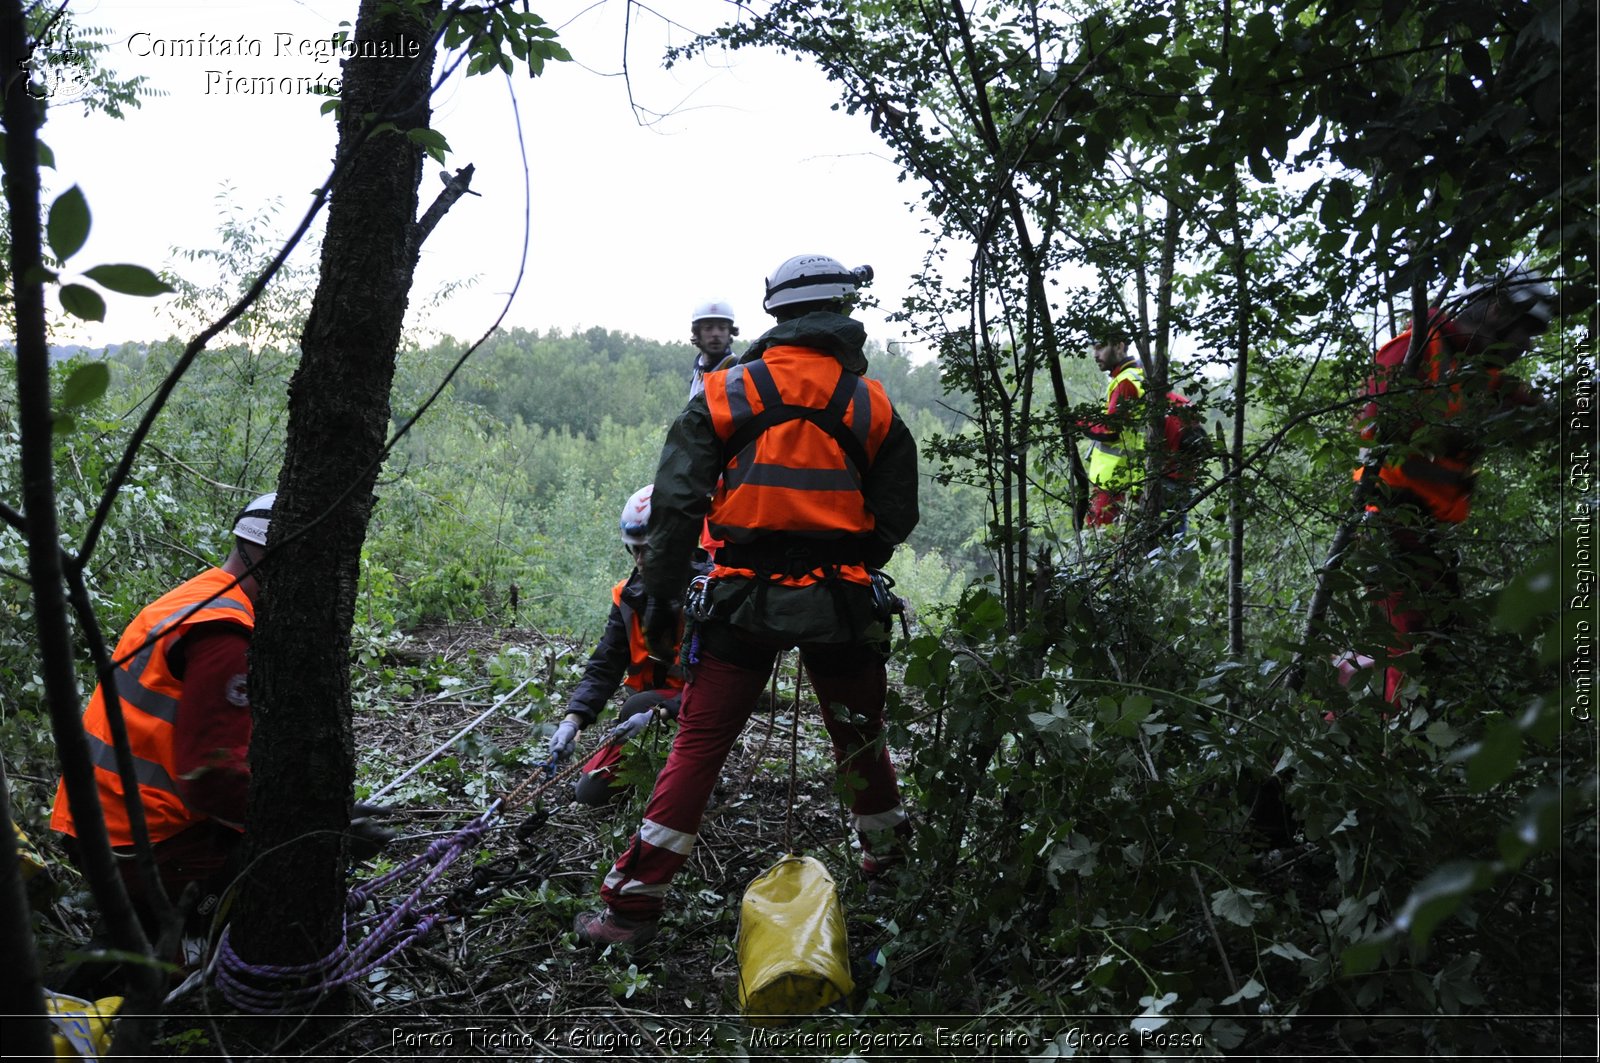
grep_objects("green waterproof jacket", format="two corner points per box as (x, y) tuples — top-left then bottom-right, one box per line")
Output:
(643, 311), (920, 645)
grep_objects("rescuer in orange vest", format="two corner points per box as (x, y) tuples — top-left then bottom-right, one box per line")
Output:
(548, 485), (694, 806)
(574, 254), (920, 949)
(50, 493), (389, 939)
(51, 494), (272, 933)
(1350, 267), (1557, 704)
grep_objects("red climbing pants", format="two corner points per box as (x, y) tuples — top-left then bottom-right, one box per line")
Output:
(600, 636), (907, 920)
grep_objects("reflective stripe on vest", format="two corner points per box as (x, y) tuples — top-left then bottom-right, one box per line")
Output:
(1354, 322), (1483, 523)
(703, 347), (891, 548)
(83, 730), (182, 800)
(614, 580), (683, 694)
(1089, 440), (1133, 459)
(50, 568), (254, 846)
(1087, 362), (1146, 491)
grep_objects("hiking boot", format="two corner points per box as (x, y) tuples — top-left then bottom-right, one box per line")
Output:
(860, 849), (906, 879)
(574, 908), (658, 949)
(859, 820), (914, 880)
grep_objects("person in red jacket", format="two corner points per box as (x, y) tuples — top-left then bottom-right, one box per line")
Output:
(1082, 335), (1146, 527)
(1351, 267), (1557, 704)
(52, 494), (275, 932)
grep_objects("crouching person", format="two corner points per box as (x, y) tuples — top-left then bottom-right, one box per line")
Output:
(545, 485), (689, 806)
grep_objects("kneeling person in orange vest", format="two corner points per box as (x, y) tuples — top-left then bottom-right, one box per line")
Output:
(546, 485), (692, 806)
(49, 492), (390, 941)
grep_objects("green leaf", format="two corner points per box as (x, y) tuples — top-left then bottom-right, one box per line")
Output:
(1460, 41), (1492, 80)
(48, 185), (91, 261)
(1247, 151), (1272, 184)
(1028, 711), (1067, 734)
(407, 127), (451, 164)
(83, 263), (173, 297)
(59, 361), (110, 410)
(1341, 935), (1387, 975)
(1459, 717), (1523, 792)
(1210, 886), (1261, 927)
(1423, 719), (1460, 749)
(1390, 860), (1496, 948)
(59, 283), (105, 322)
(1219, 977), (1264, 1006)
(1209, 1018), (1247, 1051)
(1494, 538), (1562, 634)
(1497, 787), (1563, 868)
(1265, 941), (1314, 962)
(1086, 953), (1118, 987)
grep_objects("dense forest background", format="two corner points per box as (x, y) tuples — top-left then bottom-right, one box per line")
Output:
(1, 0), (1595, 1059)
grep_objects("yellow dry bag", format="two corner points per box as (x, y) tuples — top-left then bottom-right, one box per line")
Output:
(45, 991), (122, 1060)
(737, 854), (854, 1024)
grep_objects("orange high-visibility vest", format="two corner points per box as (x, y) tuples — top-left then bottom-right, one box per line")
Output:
(50, 568), (253, 847)
(613, 579), (684, 694)
(1353, 318), (1491, 524)
(701, 347), (893, 585)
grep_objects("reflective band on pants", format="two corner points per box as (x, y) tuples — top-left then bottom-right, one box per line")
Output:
(600, 647), (905, 919)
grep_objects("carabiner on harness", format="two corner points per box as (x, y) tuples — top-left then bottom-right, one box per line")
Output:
(685, 574), (715, 622)
(868, 569), (910, 641)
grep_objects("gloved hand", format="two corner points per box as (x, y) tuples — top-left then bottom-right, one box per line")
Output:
(609, 707), (658, 745)
(347, 804), (397, 861)
(642, 596), (678, 663)
(547, 717), (581, 766)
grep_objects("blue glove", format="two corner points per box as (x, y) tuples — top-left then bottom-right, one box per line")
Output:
(609, 708), (657, 745)
(547, 718), (581, 766)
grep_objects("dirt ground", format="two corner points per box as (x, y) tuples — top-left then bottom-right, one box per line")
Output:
(37, 621), (915, 1060)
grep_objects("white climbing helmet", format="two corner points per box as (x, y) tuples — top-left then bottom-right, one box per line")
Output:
(762, 254), (874, 313)
(691, 300), (737, 328)
(232, 492), (276, 546)
(619, 485), (653, 548)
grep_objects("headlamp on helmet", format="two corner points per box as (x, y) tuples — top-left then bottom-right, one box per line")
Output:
(763, 254), (874, 313)
(619, 485), (653, 548)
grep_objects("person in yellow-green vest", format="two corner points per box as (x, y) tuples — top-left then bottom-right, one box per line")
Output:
(1083, 334), (1146, 527)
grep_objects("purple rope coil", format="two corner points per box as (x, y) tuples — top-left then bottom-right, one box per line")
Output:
(214, 809), (496, 1013)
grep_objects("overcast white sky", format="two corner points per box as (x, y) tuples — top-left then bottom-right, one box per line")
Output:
(41, 0), (938, 355)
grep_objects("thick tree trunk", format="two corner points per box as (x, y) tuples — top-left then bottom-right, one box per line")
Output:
(230, 0), (440, 968)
